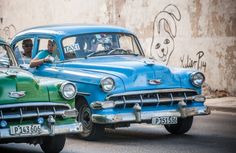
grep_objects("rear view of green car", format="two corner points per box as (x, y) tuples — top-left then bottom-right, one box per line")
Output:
(0, 37), (83, 153)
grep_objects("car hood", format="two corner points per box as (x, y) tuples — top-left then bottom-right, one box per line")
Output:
(59, 55), (181, 91)
(0, 67), (49, 104)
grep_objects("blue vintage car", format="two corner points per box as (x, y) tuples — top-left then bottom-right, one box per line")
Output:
(11, 25), (210, 140)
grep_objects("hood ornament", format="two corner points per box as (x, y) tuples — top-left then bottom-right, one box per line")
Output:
(8, 91), (26, 98)
(144, 59), (155, 66)
(148, 79), (161, 85)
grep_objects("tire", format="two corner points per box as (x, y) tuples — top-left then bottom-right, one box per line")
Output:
(40, 135), (66, 153)
(76, 100), (105, 141)
(164, 116), (193, 135)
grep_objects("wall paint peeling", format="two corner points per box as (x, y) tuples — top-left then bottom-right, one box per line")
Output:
(225, 41), (236, 95)
(188, 0), (202, 37)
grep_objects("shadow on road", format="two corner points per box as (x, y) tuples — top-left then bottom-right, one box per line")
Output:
(68, 127), (195, 142)
(0, 144), (41, 153)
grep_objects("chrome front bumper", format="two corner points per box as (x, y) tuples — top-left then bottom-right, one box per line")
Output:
(0, 122), (83, 139)
(92, 106), (211, 124)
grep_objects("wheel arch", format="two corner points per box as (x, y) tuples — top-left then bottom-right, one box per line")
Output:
(75, 95), (88, 108)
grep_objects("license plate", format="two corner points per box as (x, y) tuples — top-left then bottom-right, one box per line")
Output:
(10, 124), (41, 135)
(152, 116), (178, 125)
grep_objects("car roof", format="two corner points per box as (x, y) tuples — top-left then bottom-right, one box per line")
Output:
(14, 24), (133, 39)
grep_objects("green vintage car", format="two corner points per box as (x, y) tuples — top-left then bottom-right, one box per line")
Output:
(0, 38), (83, 153)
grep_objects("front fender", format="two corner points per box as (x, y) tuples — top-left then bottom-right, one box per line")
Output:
(34, 65), (126, 104)
(170, 67), (202, 94)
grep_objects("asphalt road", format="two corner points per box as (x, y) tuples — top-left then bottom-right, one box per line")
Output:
(1, 111), (236, 153)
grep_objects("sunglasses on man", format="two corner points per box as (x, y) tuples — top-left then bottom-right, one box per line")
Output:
(23, 44), (33, 48)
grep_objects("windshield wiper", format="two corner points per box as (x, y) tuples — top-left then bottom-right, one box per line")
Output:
(85, 50), (110, 58)
(85, 48), (140, 58)
(107, 48), (140, 56)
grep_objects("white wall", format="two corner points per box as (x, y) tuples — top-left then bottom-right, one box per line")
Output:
(0, 0), (235, 96)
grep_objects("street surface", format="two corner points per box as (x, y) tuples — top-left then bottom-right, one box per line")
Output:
(0, 111), (235, 153)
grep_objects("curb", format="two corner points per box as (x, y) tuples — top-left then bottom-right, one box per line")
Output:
(208, 106), (236, 113)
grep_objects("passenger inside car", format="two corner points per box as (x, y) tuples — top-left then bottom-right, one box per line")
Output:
(29, 40), (57, 68)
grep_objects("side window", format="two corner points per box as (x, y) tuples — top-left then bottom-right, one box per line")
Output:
(14, 38), (34, 64)
(0, 45), (16, 67)
(119, 35), (133, 52)
(37, 38), (60, 61)
(0, 45), (10, 67)
(119, 35), (140, 55)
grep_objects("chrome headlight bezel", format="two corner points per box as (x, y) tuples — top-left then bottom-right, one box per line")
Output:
(190, 72), (205, 87)
(60, 82), (77, 100)
(100, 77), (115, 92)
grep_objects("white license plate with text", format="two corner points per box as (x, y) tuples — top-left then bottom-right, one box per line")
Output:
(152, 116), (178, 125)
(10, 124), (41, 135)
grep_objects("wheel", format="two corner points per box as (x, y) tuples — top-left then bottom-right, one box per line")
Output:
(76, 100), (105, 141)
(164, 116), (193, 135)
(40, 135), (66, 153)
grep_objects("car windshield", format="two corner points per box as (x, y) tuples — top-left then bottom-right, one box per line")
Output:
(62, 33), (142, 59)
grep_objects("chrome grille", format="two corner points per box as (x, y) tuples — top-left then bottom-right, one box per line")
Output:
(0, 102), (71, 121)
(107, 89), (198, 108)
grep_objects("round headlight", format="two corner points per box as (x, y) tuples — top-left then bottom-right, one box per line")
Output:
(190, 72), (205, 87)
(60, 82), (77, 100)
(100, 77), (115, 92)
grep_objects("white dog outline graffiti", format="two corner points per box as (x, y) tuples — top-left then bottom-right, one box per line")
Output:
(150, 4), (181, 65)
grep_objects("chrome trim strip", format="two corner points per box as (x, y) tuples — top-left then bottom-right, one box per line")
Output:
(0, 111), (65, 120)
(106, 88), (196, 99)
(0, 109), (78, 120)
(0, 110), (3, 118)
(170, 93), (174, 106)
(77, 92), (91, 96)
(0, 102), (71, 109)
(91, 95), (200, 109)
(0, 102), (73, 120)
(0, 122), (83, 139)
(112, 96), (194, 104)
(156, 93), (160, 107)
(92, 106), (211, 124)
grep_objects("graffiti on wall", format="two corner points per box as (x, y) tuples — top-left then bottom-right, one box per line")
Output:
(0, 24), (17, 41)
(150, 4), (181, 65)
(180, 51), (207, 72)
